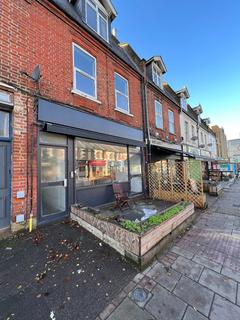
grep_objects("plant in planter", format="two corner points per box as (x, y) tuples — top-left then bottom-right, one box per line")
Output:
(120, 201), (190, 234)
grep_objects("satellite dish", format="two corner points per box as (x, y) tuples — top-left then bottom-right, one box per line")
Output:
(31, 65), (41, 82)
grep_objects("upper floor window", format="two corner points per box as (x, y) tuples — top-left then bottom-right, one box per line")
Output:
(86, 0), (109, 41)
(155, 100), (163, 129)
(152, 65), (162, 88)
(168, 110), (175, 134)
(181, 96), (187, 111)
(73, 44), (97, 99)
(184, 121), (189, 142)
(114, 73), (130, 113)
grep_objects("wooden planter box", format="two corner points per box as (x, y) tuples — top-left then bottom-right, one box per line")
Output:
(71, 203), (195, 270)
(209, 184), (223, 196)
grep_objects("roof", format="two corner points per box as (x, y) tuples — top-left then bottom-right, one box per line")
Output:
(50, 0), (140, 74)
(176, 86), (190, 99)
(146, 56), (167, 74)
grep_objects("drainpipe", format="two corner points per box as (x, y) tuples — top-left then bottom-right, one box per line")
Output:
(140, 60), (151, 197)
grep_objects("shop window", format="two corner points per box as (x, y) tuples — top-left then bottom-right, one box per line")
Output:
(73, 44), (96, 99)
(0, 111), (9, 138)
(114, 73), (130, 113)
(75, 139), (128, 187)
(40, 132), (67, 146)
(129, 147), (143, 193)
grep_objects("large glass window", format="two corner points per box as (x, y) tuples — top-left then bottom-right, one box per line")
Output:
(0, 111), (9, 138)
(73, 44), (96, 98)
(114, 73), (130, 113)
(86, 0), (109, 41)
(168, 110), (175, 134)
(75, 139), (128, 187)
(129, 147), (142, 193)
(155, 100), (163, 129)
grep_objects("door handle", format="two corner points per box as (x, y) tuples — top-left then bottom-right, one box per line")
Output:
(64, 179), (68, 187)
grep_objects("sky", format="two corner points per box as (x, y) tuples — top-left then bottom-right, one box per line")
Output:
(112, 0), (240, 140)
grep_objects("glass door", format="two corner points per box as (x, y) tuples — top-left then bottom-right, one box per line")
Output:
(40, 146), (67, 219)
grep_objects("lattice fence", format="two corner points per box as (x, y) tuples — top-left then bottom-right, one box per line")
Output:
(148, 160), (206, 208)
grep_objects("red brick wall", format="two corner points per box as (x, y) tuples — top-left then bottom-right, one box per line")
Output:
(0, 0), (143, 223)
(147, 85), (181, 143)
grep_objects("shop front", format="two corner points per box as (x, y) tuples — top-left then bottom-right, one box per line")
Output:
(37, 99), (144, 224)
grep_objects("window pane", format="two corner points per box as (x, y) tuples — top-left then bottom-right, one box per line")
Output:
(41, 147), (65, 183)
(76, 71), (95, 97)
(115, 74), (128, 95)
(75, 139), (128, 187)
(86, 2), (97, 31)
(130, 176), (142, 193)
(156, 117), (163, 129)
(129, 153), (142, 175)
(0, 111), (9, 138)
(0, 91), (12, 104)
(40, 132), (67, 145)
(74, 46), (95, 77)
(99, 15), (108, 40)
(41, 186), (66, 216)
(116, 92), (129, 111)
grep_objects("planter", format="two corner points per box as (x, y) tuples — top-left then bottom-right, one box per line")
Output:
(209, 184), (223, 196)
(71, 202), (195, 270)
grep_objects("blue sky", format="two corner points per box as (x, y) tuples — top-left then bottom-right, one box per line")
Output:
(112, 0), (240, 139)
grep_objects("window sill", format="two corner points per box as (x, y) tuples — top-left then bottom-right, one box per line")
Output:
(114, 107), (133, 117)
(71, 89), (102, 105)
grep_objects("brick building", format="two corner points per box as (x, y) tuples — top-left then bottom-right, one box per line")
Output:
(0, 0), (146, 231)
(0, 0), (183, 232)
(211, 125), (229, 160)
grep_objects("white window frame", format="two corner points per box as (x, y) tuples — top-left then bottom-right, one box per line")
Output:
(85, 0), (109, 42)
(114, 72), (130, 114)
(72, 43), (97, 100)
(154, 100), (163, 129)
(152, 64), (162, 88)
(168, 110), (175, 134)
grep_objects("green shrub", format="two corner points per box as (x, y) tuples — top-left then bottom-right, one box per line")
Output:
(120, 202), (189, 234)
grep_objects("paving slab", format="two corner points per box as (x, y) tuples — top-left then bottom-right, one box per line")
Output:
(221, 265), (240, 283)
(183, 306), (208, 320)
(107, 298), (154, 320)
(171, 245), (194, 259)
(172, 256), (204, 281)
(145, 284), (187, 320)
(238, 285), (240, 306)
(173, 276), (214, 317)
(146, 262), (181, 291)
(210, 294), (240, 320)
(192, 255), (221, 273)
(199, 268), (237, 303)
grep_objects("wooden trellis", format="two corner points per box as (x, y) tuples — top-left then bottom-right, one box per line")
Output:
(148, 160), (206, 208)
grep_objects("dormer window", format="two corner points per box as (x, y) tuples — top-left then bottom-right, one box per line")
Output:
(152, 65), (162, 88)
(180, 95), (187, 111)
(86, 0), (109, 41)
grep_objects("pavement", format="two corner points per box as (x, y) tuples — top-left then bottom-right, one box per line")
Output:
(1, 180), (240, 320)
(0, 221), (137, 320)
(96, 179), (240, 320)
